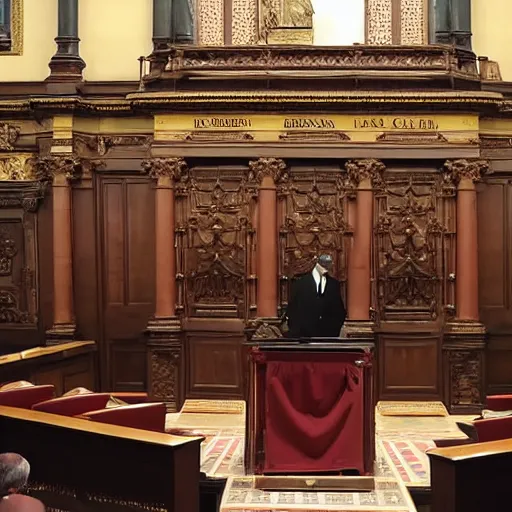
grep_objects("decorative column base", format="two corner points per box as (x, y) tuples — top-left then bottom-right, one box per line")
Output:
(435, 31), (472, 50)
(343, 320), (375, 340)
(443, 321), (486, 414)
(245, 318), (283, 341)
(45, 323), (76, 345)
(146, 317), (183, 412)
(47, 37), (86, 82)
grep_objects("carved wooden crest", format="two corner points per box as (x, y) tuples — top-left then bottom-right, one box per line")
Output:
(179, 167), (251, 318)
(374, 172), (445, 321)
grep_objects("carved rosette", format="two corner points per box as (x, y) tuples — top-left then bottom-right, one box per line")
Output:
(150, 347), (181, 412)
(444, 159), (490, 185)
(36, 156), (82, 183)
(0, 123), (21, 151)
(141, 157), (188, 183)
(248, 157), (287, 185)
(345, 159), (385, 189)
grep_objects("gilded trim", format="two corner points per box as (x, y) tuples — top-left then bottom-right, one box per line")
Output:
(1, 0), (23, 56)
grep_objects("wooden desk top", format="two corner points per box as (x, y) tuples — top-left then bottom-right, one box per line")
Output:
(245, 339), (375, 352)
(0, 405), (203, 448)
(428, 438), (512, 462)
(0, 341), (96, 366)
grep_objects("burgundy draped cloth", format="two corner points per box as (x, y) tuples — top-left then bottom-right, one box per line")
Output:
(263, 352), (364, 474)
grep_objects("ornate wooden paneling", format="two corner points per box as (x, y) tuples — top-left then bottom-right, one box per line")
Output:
(0, 180), (44, 352)
(374, 167), (454, 401)
(177, 166), (251, 398)
(443, 348), (485, 413)
(279, 164), (348, 312)
(374, 169), (449, 322)
(478, 178), (512, 394)
(179, 166), (251, 319)
(96, 174), (155, 391)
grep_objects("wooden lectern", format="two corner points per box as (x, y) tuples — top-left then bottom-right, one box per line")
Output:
(245, 339), (375, 475)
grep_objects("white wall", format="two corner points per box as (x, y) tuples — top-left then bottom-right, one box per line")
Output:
(312, 0), (365, 46)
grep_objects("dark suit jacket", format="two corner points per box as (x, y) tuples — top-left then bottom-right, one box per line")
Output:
(286, 272), (346, 338)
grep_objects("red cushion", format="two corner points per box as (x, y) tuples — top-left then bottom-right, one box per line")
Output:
(474, 416), (512, 443)
(32, 393), (111, 417)
(80, 403), (167, 433)
(0, 385), (55, 409)
(486, 395), (512, 412)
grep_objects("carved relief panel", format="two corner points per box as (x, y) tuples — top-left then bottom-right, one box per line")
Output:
(0, 194), (41, 328)
(178, 166), (252, 318)
(279, 165), (348, 312)
(374, 169), (453, 322)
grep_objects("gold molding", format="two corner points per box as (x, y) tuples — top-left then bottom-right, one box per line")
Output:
(1, 0), (23, 56)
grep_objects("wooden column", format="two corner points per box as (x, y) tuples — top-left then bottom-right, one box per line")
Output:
(344, 159), (385, 336)
(47, 0), (85, 82)
(445, 159), (488, 322)
(249, 158), (286, 339)
(38, 156), (81, 343)
(141, 157), (187, 412)
(443, 159), (488, 414)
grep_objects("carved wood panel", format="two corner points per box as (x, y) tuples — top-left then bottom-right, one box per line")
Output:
(279, 164), (348, 312)
(0, 205), (39, 337)
(374, 168), (453, 322)
(178, 166), (252, 319)
(444, 348), (484, 413)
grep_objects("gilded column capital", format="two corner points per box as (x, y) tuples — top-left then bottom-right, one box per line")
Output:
(249, 158), (287, 185)
(0, 155), (37, 181)
(345, 159), (385, 188)
(444, 159), (490, 184)
(141, 158), (188, 182)
(36, 156), (82, 184)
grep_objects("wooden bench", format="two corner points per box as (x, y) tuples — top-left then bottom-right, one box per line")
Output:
(0, 405), (202, 512)
(428, 438), (512, 512)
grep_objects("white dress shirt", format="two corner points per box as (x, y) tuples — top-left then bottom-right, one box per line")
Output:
(312, 265), (327, 294)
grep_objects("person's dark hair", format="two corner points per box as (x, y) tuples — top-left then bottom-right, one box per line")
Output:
(0, 453), (30, 496)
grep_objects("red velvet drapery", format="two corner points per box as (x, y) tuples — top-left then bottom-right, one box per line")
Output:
(264, 352), (364, 474)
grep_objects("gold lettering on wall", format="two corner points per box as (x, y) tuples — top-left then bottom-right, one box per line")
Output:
(155, 113), (478, 144)
(353, 117), (439, 130)
(283, 118), (336, 129)
(193, 117), (253, 129)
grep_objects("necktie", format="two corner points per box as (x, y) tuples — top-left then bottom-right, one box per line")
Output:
(318, 276), (323, 296)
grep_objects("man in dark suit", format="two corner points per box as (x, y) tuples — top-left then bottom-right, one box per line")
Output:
(286, 254), (346, 338)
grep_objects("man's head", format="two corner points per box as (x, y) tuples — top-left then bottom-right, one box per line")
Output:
(0, 454), (30, 496)
(316, 254), (333, 274)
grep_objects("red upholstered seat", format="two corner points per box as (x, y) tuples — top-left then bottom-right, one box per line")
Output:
(32, 393), (111, 416)
(0, 384), (55, 409)
(486, 395), (512, 412)
(79, 402), (167, 432)
(473, 416), (512, 443)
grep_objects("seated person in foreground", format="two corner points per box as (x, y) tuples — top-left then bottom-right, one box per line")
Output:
(0, 453), (45, 511)
(286, 254), (346, 338)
